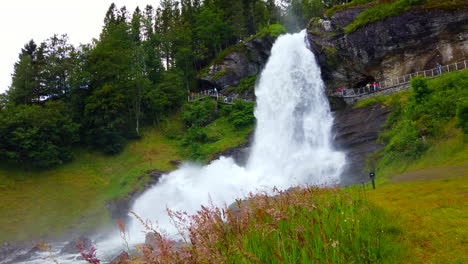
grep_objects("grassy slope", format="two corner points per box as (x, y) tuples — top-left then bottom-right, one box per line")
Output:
(353, 71), (468, 263)
(201, 115), (253, 161)
(0, 126), (181, 243)
(0, 111), (253, 243)
(366, 127), (467, 263)
(369, 165), (467, 263)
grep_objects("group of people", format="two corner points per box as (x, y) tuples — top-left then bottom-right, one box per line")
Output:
(199, 88), (218, 96)
(337, 81), (379, 96)
(366, 82), (379, 92)
(188, 88), (219, 100)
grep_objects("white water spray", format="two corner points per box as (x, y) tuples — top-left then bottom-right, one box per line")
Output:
(125, 30), (346, 243)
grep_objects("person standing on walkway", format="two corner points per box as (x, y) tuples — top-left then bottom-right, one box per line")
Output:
(437, 63), (443, 75)
(373, 82), (378, 92)
(366, 83), (371, 93)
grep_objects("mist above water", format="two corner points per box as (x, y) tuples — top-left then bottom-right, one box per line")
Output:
(126, 30), (346, 243)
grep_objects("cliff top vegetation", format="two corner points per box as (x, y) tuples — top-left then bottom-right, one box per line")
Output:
(323, 0), (468, 34)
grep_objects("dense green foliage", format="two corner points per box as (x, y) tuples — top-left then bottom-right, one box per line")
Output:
(324, 0), (373, 16)
(226, 74), (257, 95)
(223, 100), (256, 128)
(377, 70), (468, 165)
(182, 99), (217, 127)
(456, 98), (468, 134)
(0, 102), (79, 168)
(325, 0), (467, 33)
(180, 98), (255, 160)
(344, 0), (427, 34)
(353, 95), (386, 108)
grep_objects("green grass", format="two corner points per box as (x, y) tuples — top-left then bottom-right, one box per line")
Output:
(212, 70), (227, 80)
(354, 91), (409, 108)
(341, 0), (467, 34)
(245, 24), (287, 42)
(199, 115), (253, 160)
(369, 171), (467, 263)
(179, 100), (254, 161)
(376, 121), (467, 179)
(225, 74), (257, 95)
(423, 0), (468, 10)
(361, 70), (468, 263)
(324, 0), (374, 16)
(133, 187), (405, 263)
(344, 0), (427, 34)
(0, 126), (182, 243)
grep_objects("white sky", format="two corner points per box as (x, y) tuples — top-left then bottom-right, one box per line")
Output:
(0, 0), (160, 94)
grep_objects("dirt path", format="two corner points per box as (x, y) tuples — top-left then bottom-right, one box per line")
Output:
(390, 164), (468, 182)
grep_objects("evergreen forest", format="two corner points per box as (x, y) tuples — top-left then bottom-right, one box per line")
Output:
(0, 0), (350, 168)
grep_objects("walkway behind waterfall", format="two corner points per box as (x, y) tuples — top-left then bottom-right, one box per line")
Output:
(328, 59), (468, 103)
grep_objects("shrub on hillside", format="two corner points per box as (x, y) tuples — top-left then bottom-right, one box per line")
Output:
(181, 127), (208, 146)
(456, 99), (468, 134)
(411, 76), (431, 103)
(378, 70), (468, 164)
(0, 102), (79, 168)
(228, 100), (255, 129)
(182, 99), (217, 127)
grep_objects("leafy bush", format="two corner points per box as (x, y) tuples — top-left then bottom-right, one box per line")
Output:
(182, 99), (217, 127)
(88, 127), (125, 155)
(411, 76), (431, 103)
(456, 99), (468, 134)
(381, 120), (427, 159)
(0, 102), (79, 168)
(228, 100), (255, 128)
(378, 70), (468, 165)
(182, 127), (208, 146)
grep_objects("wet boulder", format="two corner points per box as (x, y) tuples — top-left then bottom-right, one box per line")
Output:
(60, 236), (93, 254)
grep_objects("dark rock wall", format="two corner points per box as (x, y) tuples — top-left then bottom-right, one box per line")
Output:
(308, 7), (468, 92)
(199, 35), (277, 93)
(332, 104), (391, 186)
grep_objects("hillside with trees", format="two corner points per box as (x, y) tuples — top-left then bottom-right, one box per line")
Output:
(0, 0), (344, 169)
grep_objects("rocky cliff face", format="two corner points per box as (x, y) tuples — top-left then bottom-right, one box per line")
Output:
(332, 103), (391, 186)
(198, 35), (277, 97)
(308, 7), (468, 91)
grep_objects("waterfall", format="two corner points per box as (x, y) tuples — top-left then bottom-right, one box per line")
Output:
(15, 29), (346, 264)
(125, 30), (346, 243)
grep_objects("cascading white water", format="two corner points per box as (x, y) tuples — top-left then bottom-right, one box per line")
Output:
(125, 30), (346, 243)
(17, 30), (345, 263)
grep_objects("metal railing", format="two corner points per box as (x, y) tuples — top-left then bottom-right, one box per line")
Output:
(188, 93), (245, 105)
(329, 59), (468, 97)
